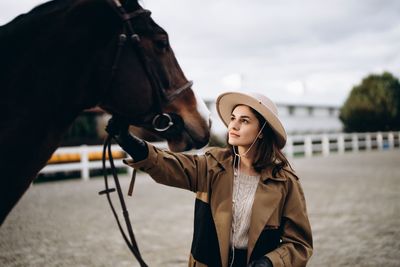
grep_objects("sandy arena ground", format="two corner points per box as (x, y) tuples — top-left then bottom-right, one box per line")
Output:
(1, 150), (399, 267)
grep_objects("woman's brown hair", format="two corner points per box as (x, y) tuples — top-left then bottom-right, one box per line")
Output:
(227, 105), (293, 177)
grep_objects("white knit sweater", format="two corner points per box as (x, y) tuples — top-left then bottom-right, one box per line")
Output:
(230, 171), (260, 249)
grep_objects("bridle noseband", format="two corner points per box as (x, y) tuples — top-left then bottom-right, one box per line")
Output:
(151, 80), (193, 132)
(107, 0), (193, 133)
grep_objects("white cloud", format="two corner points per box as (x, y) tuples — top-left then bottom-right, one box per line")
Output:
(286, 81), (305, 97)
(146, 0), (400, 105)
(1, 0), (399, 106)
(220, 73), (243, 91)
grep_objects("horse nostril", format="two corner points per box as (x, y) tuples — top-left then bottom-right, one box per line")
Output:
(208, 117), (213, 130)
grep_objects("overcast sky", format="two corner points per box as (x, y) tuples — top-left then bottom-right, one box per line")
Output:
(1, 0), (399, 106)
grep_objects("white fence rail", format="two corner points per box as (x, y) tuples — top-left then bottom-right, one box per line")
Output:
(40, 144), (127, 181)
(284, 131), (400, 157)
(40, 131), (400, 180)
(39, 142), (168, 181)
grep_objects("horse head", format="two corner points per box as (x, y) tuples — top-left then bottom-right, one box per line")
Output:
(96, 0), (211, 151)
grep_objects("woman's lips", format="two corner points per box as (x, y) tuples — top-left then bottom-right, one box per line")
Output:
(229, 132), (240, 138)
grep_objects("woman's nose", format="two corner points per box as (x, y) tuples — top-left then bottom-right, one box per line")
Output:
(229, 120), (239, 130)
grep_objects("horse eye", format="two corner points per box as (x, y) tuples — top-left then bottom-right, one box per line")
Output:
(155, 39), (169, 50)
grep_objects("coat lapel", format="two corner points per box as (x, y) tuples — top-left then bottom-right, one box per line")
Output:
(247, 170), (286, 261)
(210, 156), (233, 267)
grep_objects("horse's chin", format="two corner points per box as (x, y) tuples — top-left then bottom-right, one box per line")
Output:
(167, 139), (190, 152)
(167, 130), (209, 152)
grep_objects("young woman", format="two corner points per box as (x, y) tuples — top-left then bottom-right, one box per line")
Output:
(106, 91), (313, 267)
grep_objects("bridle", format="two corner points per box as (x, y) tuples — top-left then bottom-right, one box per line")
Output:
(107, 0), (193, 134)
(151, 80), (193, 132)
(99, 1), (192, 266)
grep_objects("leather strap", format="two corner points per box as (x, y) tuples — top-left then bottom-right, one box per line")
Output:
(99, 136), (148, 267)
(128, 168), (137, 196)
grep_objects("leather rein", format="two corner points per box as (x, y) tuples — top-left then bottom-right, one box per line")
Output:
(99, 1), (192, 266)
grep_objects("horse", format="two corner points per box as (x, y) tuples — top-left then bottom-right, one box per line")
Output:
(0, 0), (211, 225)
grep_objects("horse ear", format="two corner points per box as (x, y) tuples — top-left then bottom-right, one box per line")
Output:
(121, 0), (141, 11)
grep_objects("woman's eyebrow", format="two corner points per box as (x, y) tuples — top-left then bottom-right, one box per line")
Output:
(231, 114), (252, 119)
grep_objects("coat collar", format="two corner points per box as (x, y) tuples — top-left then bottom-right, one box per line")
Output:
(205, 147), (287, 182)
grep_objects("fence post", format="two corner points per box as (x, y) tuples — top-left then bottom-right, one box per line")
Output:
(366, 133), (372, 151)
(377, 132), (383, 150)
(352, 133), (359, 152)
(388, 132), (394, 149)
(338, 134), (345, 154)
(285, 136), (294, 158)
(81, 145), (90, 181)
(305, 136), (312, 157)
(322, 134), (330, 156)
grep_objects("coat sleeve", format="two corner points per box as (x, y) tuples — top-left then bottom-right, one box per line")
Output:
(123, 142), (208, 192)
(266, 176), (313, 267)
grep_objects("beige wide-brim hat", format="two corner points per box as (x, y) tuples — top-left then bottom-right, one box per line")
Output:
(216, 91), (287, 148)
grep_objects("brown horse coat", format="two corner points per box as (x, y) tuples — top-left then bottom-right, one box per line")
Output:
(125, 143), (313, 267)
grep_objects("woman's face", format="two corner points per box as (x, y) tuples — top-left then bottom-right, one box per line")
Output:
(227, 105), (262, 148)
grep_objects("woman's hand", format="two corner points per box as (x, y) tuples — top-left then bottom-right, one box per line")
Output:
(105, 116), (148, 161)
(105, 116), (130, 138)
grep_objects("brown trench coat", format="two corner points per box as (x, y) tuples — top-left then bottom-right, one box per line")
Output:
(125, 143), (313, 267)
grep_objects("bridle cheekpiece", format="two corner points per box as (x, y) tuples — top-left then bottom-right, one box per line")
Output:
(107, 0), (193, 133)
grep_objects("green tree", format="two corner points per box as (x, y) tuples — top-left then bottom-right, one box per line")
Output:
(340, 72), (400, 132)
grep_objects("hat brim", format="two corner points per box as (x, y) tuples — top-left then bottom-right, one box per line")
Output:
(216, 92), (287, 148)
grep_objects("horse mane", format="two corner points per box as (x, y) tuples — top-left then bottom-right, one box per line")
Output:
(0, 0), (70, 51)
(0, 0), (141, 71)
(1, 0), (115, 107)
(0, 0), (119, 151)
(0, 0), (73, 88)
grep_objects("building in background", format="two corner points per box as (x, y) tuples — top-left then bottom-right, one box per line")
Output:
(205, 100), (342, 138)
